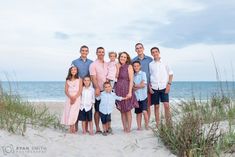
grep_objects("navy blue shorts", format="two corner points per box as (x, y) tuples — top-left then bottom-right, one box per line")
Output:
(94, 99), (101, 112)
(99, 112), (111, 124)
(78, 109), (93, 121)
(151, 88), (169, 105)
(135, 98), (148, 114)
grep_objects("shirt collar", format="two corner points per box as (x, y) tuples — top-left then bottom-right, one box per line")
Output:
(79, 57), (87, 62)
(95, 59), (105, 63)
(137, 55), (147, 60)
(104, 91), (112, 94)
(154, 58), (162, 63)
(135, 70), (142, 76)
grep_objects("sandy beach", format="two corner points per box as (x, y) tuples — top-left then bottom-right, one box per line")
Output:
(0, 102), (176, 157)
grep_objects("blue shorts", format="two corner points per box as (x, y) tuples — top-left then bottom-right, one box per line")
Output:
(135, 98), (148, 114)
(151, 88), (169, 105)
(99, 112), (111, 124)
(94, 99), (101, 112)
(78, 109), (93, 121)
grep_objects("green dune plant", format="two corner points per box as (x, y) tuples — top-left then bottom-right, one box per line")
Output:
(0, 82), (64, 136)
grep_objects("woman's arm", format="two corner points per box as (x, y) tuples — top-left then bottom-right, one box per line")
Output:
(115, 63), (120, 79)
(127, 65), (134, 98)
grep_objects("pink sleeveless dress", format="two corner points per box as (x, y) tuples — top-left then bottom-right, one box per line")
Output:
(61, 79), (81, 125)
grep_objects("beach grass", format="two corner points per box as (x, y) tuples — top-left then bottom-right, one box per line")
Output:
(0, 82), (64, 136)
(154, 92), (235, 157)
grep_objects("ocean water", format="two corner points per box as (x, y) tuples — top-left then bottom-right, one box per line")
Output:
(1, 81), (235, 102)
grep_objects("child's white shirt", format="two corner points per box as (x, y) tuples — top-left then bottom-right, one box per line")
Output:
(80, 86), (95, 111)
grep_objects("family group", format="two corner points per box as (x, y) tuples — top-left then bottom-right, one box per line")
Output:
(61, 43), (173, 136)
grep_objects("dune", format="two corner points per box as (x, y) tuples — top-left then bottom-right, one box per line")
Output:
(0, 102), (176, 157)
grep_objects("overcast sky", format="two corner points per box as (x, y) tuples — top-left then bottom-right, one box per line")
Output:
(0, 0), (235, 81)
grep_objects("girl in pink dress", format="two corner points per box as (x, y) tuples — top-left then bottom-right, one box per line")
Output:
(61, 66), (82, 133)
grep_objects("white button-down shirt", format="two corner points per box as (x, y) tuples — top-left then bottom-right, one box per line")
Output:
(80, 86), (95, 111)
(149, 59), (173, 90)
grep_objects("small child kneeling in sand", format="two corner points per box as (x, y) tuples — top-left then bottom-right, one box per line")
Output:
(96, 82), (126, 136)
(78, 76), (95, 135)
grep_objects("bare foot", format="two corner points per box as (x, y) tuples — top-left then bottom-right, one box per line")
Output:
(126, 128), (131, 133)
(145, 125), (149, 130)
(137, 127), (142, 131)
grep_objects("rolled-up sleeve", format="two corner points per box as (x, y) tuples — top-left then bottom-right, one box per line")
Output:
(166, 64), (173, 75)
(89, 63), (96, 76)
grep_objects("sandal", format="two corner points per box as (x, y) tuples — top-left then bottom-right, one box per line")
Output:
(95, 130), (102, 134)
(102, 132), (107, 136)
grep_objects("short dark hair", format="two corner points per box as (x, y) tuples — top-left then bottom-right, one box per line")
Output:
(80, 45), (89, 52)
(83, 75), (91, 87)
(135, 43), (144, 48)
(150, 47), (160, 53)
(96, 47), (104, 53)
(132, 60), (141, 66)
(103, 81), (111, 87)
(83, 75), (91, 79)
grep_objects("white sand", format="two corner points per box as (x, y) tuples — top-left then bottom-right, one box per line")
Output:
(0, 102), (176, 157)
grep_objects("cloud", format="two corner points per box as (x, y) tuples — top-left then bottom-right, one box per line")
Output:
(0, 0), (235, 81)
(54, 32), (70, 40)
(142, 1), (235, 48)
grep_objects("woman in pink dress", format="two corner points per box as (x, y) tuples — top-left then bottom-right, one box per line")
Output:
(115, 52), (139, 133)
(61, 66), (82, 133)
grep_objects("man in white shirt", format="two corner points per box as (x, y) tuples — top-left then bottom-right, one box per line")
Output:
(149, 47), (173, 127)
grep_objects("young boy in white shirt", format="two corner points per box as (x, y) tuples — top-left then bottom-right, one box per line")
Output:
(149, 47), (173, 127)
(78, 76), (95, 135)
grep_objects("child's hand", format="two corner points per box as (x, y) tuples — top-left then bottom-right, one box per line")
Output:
(123, 96), (131, 100)
(149, 88), (154, 94)
(133, 86), (137, 92)
(95, 88), (101, 97)
(149, 85), (154, 94)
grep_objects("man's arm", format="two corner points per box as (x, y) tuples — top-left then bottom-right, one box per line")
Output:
(165, 74), (173, 94)
(165, 62), (173, 94)
(90, 75), (101, 97)
(89, 63), (101, 96)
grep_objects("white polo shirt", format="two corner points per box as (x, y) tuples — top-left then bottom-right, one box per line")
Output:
(149, 58), (173, 90)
